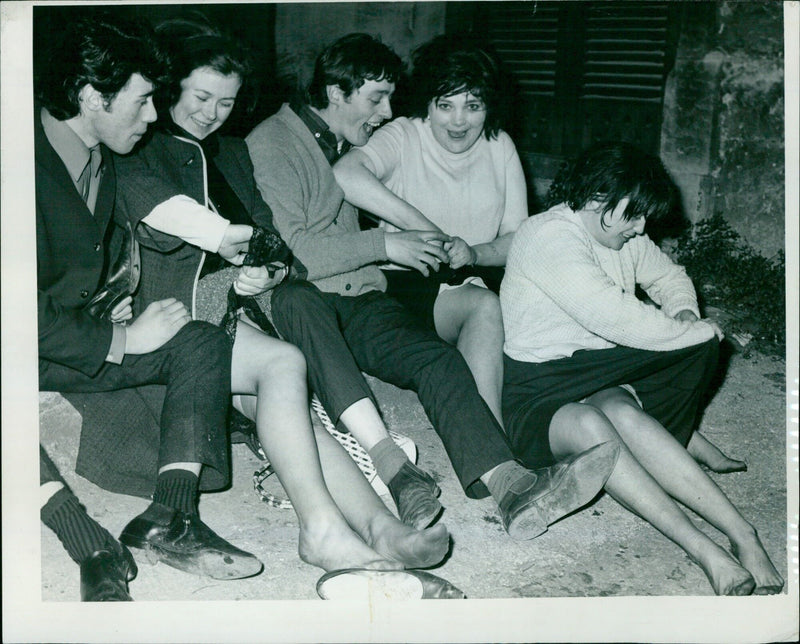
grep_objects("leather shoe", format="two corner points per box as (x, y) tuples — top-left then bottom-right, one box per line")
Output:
(120, 503), (263, 580)
(387, 461), (443, 530)
(316, 568), (466, 600)
(499, 441), (620, 540)
(80, 543), (137, 601)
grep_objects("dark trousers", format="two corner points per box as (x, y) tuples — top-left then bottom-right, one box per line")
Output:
(503, 338), (720, 469)
(271, 280), (514, 498)
(39, 321), (232, 486)
(40, 444), (66, 486)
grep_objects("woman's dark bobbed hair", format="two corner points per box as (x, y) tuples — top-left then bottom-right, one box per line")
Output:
(546, 141), (678, 226)
(407, 35), (510, 140)
(154, 14), (256, 117)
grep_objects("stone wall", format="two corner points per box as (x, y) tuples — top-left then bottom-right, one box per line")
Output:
(273, 3), (446, 93)
(661, 1), (785, 256)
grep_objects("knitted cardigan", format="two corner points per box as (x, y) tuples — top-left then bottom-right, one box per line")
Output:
(246, 103), (389, 297)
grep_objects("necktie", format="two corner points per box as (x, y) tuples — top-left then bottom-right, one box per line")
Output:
(79, 146), (102, 207)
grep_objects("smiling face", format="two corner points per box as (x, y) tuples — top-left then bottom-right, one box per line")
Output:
(170, 67), (242, 140)
(427, 91), (487, 154)
(90, 73), (157, 154)
(329, 78), (395, 147)
(588, 197), (647, 250)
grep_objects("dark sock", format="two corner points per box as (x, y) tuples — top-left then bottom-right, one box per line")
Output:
(368, 437), (409, 484)
(151, 468), (199, 515)
(41, 487), (117, 564)
(486, 460), (537, 503)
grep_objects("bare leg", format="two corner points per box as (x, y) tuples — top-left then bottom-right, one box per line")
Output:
(548, 396), (755, 596)
(590, 388), (783, 594)
(231, 323), (396, 572)
(687, 432), (747, 473)
(338, 397), (391, 451)
(312, 424), (450, 569)
(434, 285), (505, 428)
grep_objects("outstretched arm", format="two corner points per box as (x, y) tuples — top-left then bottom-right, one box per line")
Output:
(334, 149), (442, 233)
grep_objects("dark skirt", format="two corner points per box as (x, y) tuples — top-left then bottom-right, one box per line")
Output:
(502, 339), (719, 469)
(382, 265), (505, 332)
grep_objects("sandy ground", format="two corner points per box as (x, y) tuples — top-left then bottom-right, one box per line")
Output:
(37, 344), (791, 609)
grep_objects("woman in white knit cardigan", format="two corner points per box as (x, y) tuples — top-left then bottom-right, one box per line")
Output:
(499, 142), (782, 596)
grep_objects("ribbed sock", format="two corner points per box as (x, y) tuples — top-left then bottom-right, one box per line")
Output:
(151, 468), (199, 515)
(486, 460), (538, 503)
(368, 437), (410, 484)
(40, 487), (116, 564)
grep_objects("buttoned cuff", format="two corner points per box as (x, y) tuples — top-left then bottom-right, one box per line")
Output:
(105, 324), (127, 364)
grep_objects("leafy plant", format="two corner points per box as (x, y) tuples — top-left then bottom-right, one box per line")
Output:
(674, 213), (785, 356)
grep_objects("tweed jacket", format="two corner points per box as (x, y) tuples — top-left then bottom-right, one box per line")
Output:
(115, 129), (282, 316)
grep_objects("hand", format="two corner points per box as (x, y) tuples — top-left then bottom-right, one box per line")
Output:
(233, 264), (287, 296)
(385, 230), (451, 276)
(109, 296), (133, 324)
(124, 298), (192, 354)
(218, 224), (253, 266)
(444, 237), (477, 270)
(702, 318), (725, 340)
(674, 309), (699, 323)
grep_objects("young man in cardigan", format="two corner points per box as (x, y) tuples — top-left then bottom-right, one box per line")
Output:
(246, 33), (619, 540)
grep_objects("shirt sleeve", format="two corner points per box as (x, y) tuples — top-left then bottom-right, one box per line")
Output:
(141, 195), (229, 253)
(521, 219), (713, 350)
(105, 324), (127, 364)
(357, 119), (405, 182)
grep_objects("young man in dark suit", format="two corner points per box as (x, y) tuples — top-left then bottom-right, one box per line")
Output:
(36, 12), (262, 601)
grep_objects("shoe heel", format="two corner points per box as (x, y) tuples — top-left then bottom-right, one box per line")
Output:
(506, 504), (547, 540)
(123, 543), (161, 566)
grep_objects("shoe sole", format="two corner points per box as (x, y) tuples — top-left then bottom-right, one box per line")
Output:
(408, 499), (444, 530)
(507, 441), (620, 540)
(316, 568), (466, 600)
(121, 539), (264, 580)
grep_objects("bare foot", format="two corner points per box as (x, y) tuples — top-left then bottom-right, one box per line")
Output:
(731, 530), (784, 594)
(687, 432), (747, 473)
(694, 543), (755, 595)
(366, 511), (451, 569)
(298, 519), (403, 573)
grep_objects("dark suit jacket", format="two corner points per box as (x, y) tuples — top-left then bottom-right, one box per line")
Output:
(35, 109), (169, 498)
(35, 108), (120, 380)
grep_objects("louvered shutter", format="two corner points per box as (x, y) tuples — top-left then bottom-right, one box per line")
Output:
(476, 1), (675, 162)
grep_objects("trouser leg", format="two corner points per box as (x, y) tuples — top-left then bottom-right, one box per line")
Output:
(338, 291), (514, 498)
(40, 321), (232, 487)
(271, 280), (377, 420)
(40, 444), (67, 486)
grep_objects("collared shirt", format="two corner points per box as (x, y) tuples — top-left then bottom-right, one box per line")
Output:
(40, 107), (125, 363)
(289, 98), (350, 165)
(40, 108), (103, 213)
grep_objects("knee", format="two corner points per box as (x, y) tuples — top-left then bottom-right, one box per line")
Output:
(558, 402), (620, 445)
(471, 289), (502, 324)
(271, 280), (319, 324)
(181, 321), (231, 365)
(275, 341), (307, 376)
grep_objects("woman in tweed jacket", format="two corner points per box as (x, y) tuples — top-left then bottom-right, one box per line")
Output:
(115, 17), (450, 575)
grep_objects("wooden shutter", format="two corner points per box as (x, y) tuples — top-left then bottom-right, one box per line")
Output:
(475, 1), (676, 164)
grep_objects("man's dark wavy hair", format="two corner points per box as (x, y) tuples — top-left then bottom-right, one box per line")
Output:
(546, 141), (677, 227)
(154, 14), (257, 118)
(307, 33), (403, 109)
(36, 12), (163, 120)
(406, 35), (510, 140)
